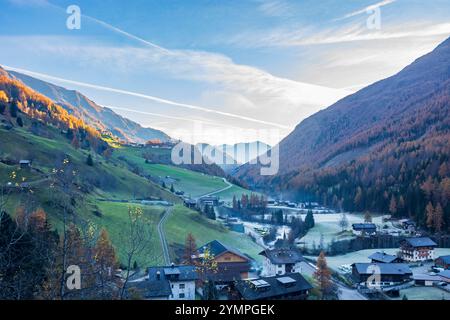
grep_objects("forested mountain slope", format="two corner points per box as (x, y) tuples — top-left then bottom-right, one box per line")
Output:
(235, 37), (450, 230)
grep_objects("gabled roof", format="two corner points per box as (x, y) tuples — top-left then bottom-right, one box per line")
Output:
(439, 270), (450, 279)
(369, 252), (399, 263)
(259, 248), (306, 264)
(412, 274), (441, 281)
(352, 223), (376, 230)
(437, 255), (450, 264)
(147, 265), (198, 282)
(205, 261), (251, 282)
(125, 278), (172, 299)
(126, 265), (198, 299)
(197, 240), (250, 261)
(235, 273), (312, 300)
(352, 263), (412, 275)
(403, 237), (437, 248)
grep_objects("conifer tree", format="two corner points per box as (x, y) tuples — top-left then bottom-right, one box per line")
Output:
(183, 233), (198, 265)
(314, 251), (333, 300)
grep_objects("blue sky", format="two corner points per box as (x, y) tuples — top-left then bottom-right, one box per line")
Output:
(1, 0), (450, 144)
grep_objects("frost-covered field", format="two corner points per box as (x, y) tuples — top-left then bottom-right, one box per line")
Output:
(393, 287), (450, 300)
(307, 248), (450, 274)
(298, 213), (386, 249)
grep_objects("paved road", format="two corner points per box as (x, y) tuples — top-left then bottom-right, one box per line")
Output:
(158, 208), (172, 265)
(336, 283), (367, 300)
(198, 178), (233, 198)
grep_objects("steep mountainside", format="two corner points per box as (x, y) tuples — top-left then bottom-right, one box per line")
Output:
(7, 69), (170, 143)
(235, 37), (450, 230)
(275, 37), (449, 175)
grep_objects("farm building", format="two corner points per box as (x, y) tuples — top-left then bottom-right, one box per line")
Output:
(352, 223), (377, 236)
(352, 263), (412, 288)
(19, 159), (31, 168)
(369, 252), (403, 264)
(412, 274), (442, 287)
(183, 198), (197, 209)
(235, 273), (312, 300)
(400, 237), (437, 262)
(198, 196), (219, 206)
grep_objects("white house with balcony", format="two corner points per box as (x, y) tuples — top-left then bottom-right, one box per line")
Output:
(400, 237), (437, 262)
(259, 248), (308, 277)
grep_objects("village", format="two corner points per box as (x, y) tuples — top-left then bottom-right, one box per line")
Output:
(123, 193), (450, 301)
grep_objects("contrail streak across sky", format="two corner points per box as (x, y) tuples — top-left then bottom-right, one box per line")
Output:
(4, 66), (292, 130)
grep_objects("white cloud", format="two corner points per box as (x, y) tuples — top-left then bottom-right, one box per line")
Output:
(4, 64), (291, 129)
(295, 33), (449, 89)
(1, 34), (349, 132)
(227, 21), (450, 48)
(257, 0), (294, 17)
(338, 0), (397, 20)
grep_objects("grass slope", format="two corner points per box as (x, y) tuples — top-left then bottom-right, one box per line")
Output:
(0, 126), (179, 265)
(164, 205), (263, 263)
(92, 201), (166, 267)
(114, 146), (228, 197)
(1, 127), (262, 267)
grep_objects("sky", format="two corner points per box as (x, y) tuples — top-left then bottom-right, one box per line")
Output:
(0, 0), (449, 145)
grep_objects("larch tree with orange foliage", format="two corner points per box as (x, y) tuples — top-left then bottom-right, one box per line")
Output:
(314, 251), (334, 300)
(426, 202), (435, 230)
(94, 229), (118, 299)
(434, 203), (444, 233)
(183, 233), (198, 265)
(0, 90), (8, 104)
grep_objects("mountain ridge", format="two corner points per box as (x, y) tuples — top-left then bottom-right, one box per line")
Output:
(236, 36), (450, 180)
(6, 69), (171, 144)
(234, 36), (450, 229)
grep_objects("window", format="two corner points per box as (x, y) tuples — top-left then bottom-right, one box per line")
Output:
(179, 293), (185, 299)
(179, 284), (185, 289)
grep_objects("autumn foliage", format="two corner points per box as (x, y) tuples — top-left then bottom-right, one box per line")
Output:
(0, 74), (108, 154)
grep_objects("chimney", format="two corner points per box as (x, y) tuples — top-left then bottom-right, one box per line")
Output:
(156, 271), (161, 280)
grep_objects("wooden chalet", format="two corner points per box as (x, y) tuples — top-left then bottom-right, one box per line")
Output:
(195, 240), (251, 283)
